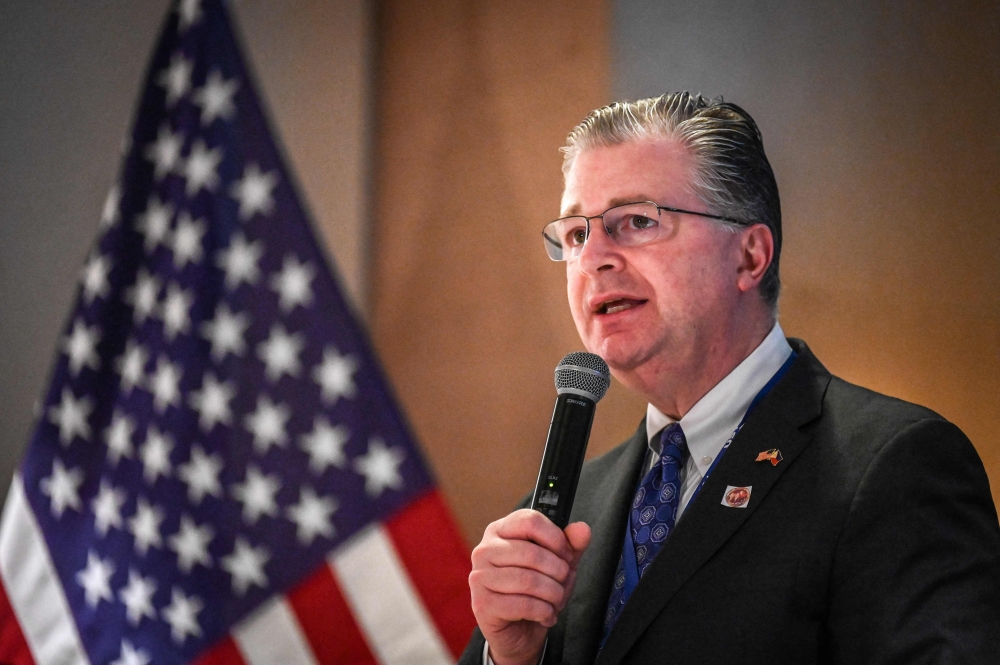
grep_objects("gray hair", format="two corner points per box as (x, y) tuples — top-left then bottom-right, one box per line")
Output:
(561, 92), (782, 309)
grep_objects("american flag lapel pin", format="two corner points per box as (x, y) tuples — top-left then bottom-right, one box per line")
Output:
(755, 448), (783, 466)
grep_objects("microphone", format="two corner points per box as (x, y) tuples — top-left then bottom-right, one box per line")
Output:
(530, 352), (611, 528)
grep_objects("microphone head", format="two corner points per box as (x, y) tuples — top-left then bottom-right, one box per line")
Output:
(554, 352), (611, 402)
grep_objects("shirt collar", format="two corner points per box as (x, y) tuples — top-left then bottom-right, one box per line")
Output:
(645, 323), (793, 476)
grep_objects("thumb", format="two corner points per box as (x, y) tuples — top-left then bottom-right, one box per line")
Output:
(564, 521), (592, 564)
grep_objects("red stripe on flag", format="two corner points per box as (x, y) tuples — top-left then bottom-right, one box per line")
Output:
(385, 489), (477, 658)
(191, 635), (246, 665)
(0, 577), (34, 665)
(287, 562), (376, 664)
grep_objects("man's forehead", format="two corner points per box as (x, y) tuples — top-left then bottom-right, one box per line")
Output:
(559, 138), (697, 216)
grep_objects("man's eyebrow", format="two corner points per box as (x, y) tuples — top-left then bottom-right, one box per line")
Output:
(561, 195), (655, 217)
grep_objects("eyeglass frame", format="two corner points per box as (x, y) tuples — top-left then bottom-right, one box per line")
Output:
(541, 200), (746, 262)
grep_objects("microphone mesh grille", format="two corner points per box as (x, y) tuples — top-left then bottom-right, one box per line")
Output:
(554, 352), (611, 402)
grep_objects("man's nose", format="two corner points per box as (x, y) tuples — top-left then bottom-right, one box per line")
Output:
(577, 220), (621, 273)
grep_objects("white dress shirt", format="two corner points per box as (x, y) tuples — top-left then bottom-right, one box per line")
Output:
(484, 323), (792, 664)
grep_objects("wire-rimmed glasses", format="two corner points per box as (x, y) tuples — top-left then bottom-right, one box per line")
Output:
(541, 201), (743, 261)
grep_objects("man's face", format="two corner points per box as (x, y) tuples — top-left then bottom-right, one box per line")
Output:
(561, 138), (747, 377)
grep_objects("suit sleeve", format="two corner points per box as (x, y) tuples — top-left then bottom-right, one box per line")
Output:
(828, 417), (1000, 663)
(457, 626), (487, 665)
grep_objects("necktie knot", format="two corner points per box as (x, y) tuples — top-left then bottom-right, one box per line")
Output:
(660, 422), (689, 462)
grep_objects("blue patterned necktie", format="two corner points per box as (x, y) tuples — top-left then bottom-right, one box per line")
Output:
(601, 422), (690, 647)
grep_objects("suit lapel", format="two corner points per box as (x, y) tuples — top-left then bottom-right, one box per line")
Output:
(558, 423), (648, 665)
(596, 343), (831, 665)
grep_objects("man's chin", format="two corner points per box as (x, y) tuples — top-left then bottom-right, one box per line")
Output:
(590, 338), (652, 374)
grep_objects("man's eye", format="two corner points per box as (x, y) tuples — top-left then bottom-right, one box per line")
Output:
(568, 227), (587, 246)
(626, 215), (658, 230)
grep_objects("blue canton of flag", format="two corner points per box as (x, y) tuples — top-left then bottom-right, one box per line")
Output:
(0, 2), (463, 664)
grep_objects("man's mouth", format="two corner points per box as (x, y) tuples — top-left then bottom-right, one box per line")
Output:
(596, 298), (646, 315)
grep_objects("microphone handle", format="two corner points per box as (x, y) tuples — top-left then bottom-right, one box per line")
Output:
(530, 392), (597, 528)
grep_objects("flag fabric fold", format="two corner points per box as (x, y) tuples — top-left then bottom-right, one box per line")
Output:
(0, 1), (476, 663)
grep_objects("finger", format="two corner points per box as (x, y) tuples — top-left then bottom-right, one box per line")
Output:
(471, 587), (560, 628)
(493, 509), (574, 560)
(471, 565), (567, 607)
(480, 538), (571, 583)
(564, 521), (592, 565)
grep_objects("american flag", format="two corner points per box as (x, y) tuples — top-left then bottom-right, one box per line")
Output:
(0, 1), (476, 663)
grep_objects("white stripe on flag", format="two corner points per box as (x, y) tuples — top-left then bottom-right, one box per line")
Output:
(233, 596), (318, 665)
(330, 524), (453, 665)
(0, 474), (90, 665)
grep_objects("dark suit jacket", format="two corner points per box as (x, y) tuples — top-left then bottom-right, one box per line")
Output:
(460, 339), (1000, 664)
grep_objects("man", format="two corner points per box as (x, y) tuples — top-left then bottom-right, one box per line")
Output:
(460, 93), (1000, 664)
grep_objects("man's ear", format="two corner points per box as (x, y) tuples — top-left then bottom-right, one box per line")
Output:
(736, 224), (774, 293)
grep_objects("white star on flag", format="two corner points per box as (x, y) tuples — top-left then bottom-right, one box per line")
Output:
(111, 640), (151, 665)
(230, 163), (277, 221)
(40, 459), (84, 517)
(194, 69), (239, 125)
(81, 253), (112, 304)
(129, 498), (165, 556)
(171, 213), (206, 268)
(231, 466), (280, 523)
(47, 388), (93, 446)
(169, 515), (214, 573)
(286, 487), (337, 545)
(189, 373), (235, 431)
(257, 324), (304, 382)
(313, 345), (358, 405)
(244, 396), (290, 453)
(221, 537), (269, 595)
(162, 587), (203, 644)
(158, 52), (193, 106)
(162, 283), (193, 340)
(136, 196), (175, 253)
(201, 303), (249, 361)
(100, 183), (121, 228)
(125, 269), (163, 324)
(119, 569), (157, 626)
(270, 254), (315, 313)
(299, 417), (350, 473)
(177, 0), (202, 32)
(105, 410), (137, 465)
(150, 356), (183, 413)
(216, 232), (263, 290)
(145, 124), (184, 180)
(62, 319), (101, 376)
(354, 437), (406, 497)
(182, 139), (222, 196)
(177, 446), (223, 505)
(139, 426), (174, 484)
(76, 550), (114, 607)
(115, 339), (149, 395)
(92, 480), (126, 535)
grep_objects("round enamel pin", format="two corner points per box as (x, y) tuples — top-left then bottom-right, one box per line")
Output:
(722, 485), (752, 508)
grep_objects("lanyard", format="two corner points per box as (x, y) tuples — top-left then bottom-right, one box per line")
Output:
(617, 351), (797, 603)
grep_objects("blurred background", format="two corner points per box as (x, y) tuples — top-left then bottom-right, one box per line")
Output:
(2, 0), (998, 546)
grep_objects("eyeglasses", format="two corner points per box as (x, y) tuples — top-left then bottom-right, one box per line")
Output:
(541, 201), (743, 261)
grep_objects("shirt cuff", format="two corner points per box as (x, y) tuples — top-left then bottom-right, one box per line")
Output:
(483, 638), (548, 665)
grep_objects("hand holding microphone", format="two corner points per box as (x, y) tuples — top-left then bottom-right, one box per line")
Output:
(469, 353), (609, 665)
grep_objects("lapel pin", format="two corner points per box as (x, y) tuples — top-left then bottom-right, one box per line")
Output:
(721, 485), (752, 508)
(755, 448), (783, 466)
